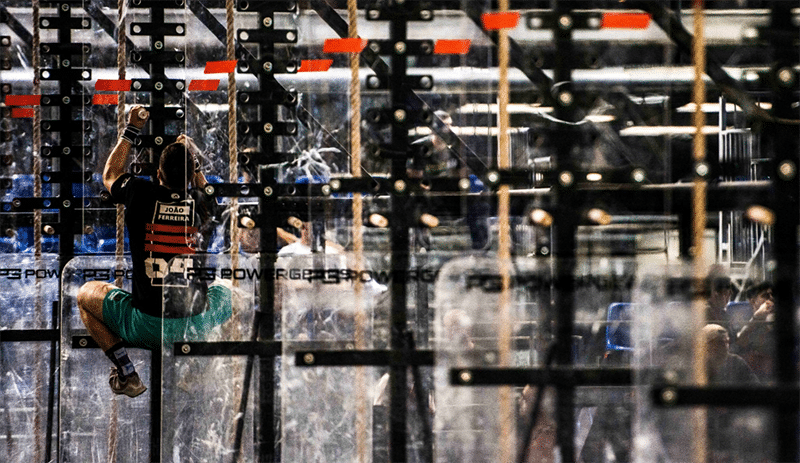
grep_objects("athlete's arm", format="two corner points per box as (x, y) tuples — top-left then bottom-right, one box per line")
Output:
(103, 105), (149, 191)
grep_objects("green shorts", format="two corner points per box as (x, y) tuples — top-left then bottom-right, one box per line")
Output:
(102, 286), (232, 351)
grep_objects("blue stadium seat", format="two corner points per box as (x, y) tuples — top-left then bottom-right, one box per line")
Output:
(605, 303), (634, 351)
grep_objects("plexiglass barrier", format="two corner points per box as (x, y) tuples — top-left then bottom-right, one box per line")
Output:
(276, 247), (468, 462)
(60, 256), (152, 462)
(433, 257), (781, 463)
(161, 253), (258, 463)
(433, 255), (550, 462)
(0, 1), (795, 462)
(0, 254), (60, 462)
(279, 250), (383, 463)
(631, 264), (776, 463)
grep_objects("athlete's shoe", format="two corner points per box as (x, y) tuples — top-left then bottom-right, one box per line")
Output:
(109, 368), (147, 398)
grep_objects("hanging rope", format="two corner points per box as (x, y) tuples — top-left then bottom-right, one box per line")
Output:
(347, 0), (369, 461)
(30, 1), (44, 460)
(108, 0), (128, 460)
(227, 0), (239, 275)
(496, 1), (514, 461)
(691, 2), (708, 463)
(115, 0), (127, 286)
(221, 2), (251, 461)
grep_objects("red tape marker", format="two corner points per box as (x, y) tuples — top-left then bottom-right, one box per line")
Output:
(11, 107), (34, 118)
(481, 11), (520, 31)
(95, 79), (132, 91)
(323, 38), (368, 54)
(188, 79), (220, 91)
(434, 39), (471, 55)
(298, 59), (333, 72)
(204, 60), (238, 74)
(601, 12), (651, 29)
(92, 94), (119, 105)
(5, 95), (41, 106)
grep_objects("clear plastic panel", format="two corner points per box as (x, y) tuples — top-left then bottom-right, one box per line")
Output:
(67, 1), (118, 255)
(181, 2), (233, 174)
(160, 253), (258, 462)
(278, 5), (350, 178)
(632, 263), (775, 463)
(0, 253), (60, 461)
(0, 253), (59, 329)
(433, 255), (549, 462)
(60, 255), (152, 462)
(432, 255), (654, 462)
(280, 251), (386, 462)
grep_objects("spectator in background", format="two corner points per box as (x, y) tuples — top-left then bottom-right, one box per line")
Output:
(735, 281), (775, 381)
(704, 323), (762, 462)
(704, 323), (758, 384)
(704, 268), (735, 341)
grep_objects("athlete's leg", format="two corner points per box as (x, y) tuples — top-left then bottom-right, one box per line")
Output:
(76, 280), (121, 351)
(76, 281), (145, 397)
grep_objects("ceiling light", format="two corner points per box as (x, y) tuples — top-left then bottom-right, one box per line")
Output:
(745, 205), (774, 225)
(619, 126), (719, 136)
(529, 209), (553, 227)
(587, 208), (612, 225)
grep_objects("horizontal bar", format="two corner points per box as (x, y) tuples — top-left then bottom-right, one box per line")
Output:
(72, 335), (100, 349)
(174, 341), (281, 357)
(295, 349), (435, 367)
(450, 367), (635, 387)
(0, 329), (58, 342)
(652, 385), (800, 408)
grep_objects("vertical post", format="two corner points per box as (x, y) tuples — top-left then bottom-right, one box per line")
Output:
(139, 4), (167, 458)
(551, 2), (577, 461)
(388, 12), (410, 463)
(767, 3), (799, 461)
(257, 165), (278, 461)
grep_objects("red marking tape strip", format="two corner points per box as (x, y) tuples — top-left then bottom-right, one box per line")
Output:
(11, 108), (34, 118)
(298, 59), (333, 72)
(204, 60), (237, 74)
(5, 95), (41, 106)
(601, 12), (651, 29)
(434, 39), (471, 55)
(481, 12), (520, 31)
(95, 79), (132, 91)
(323, 38), (368, 54)
(188, 79), (220, 91)
(92, 94), (119, 105)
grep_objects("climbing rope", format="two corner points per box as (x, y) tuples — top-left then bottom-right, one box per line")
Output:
(227, 0), (239, 274)
(108, 0), (129, 460)
(691, 2), (708, 462)
(347, 0), (369, 461)
(115, 0), (127, 285)
(31, 1), (44, 460)
(496, 0), (514, 461)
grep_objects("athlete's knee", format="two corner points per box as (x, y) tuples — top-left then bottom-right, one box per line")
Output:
(77, 281), (114, 313)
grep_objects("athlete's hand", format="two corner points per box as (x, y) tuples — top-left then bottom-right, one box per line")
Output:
(128, 105), (149, 129)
